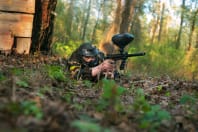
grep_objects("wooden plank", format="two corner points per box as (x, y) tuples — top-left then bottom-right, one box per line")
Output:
(16, 38), (31, 54)
(0, 0), (35, 14)
(0, 12), (34, 37)
(0, 31), (14, 51)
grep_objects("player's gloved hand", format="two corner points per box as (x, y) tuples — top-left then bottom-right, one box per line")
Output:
(91, 59), (115, 77)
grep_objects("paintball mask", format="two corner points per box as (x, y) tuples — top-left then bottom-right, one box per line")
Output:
(79, 43), (100, 67)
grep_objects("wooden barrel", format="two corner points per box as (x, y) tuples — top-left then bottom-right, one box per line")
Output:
(0, 0), (35, 54)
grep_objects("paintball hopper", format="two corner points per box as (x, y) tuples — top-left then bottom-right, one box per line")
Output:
(112, 33), (134, 49)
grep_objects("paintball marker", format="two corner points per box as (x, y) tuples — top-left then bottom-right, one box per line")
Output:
(105, 33), (146, 70)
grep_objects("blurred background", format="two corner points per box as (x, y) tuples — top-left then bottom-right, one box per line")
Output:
(52, 0), (198, 80)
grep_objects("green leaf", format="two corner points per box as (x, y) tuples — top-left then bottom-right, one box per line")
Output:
(157, 110), (171, 120)
(20, 101), (43, 119)
(71, 120), (101, 132)
(117, 86), (127, 95)
(46, 65), (66, 81)
(16, 80), (29, 88)
(180, 94), (197, 104)
(0, 72), (6, 81)
(11, 68), (23, 76)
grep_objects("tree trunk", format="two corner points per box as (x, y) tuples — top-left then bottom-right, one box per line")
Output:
(150, 1), (161, 44)
(119, 0), (137, 33)
(31, 0), (57, 54)
(150, 15), (160, 44)
(176, 0), (185, 49)
(91, 0), (103, 43)
(66, 0), (74, 38)
(188, 9), (198, 51)
(158, 2), (165, 42)
(82, 0), (92, 41)
(99, 0), (122, 54)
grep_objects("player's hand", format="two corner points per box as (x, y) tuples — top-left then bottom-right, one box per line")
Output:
(91, 59), (115, 76)
(100, 59), (115, 72)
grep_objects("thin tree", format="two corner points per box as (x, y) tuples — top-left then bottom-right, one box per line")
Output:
(82, 0), (92, 41)
(150, 1), (161, 44)
(66, 0), (74, 38)
(99, 0), (122, 54)
(158, 2), (165, 42)
(188, 8), (198, 50)
(91, 0), (103, 42)
(195, 31), (198, 48)
(176, 0), (186, 49)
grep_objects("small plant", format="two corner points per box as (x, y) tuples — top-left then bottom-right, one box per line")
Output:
(165, 91), (170, 97)
(83, 80), (93, 89)
(20, 101), (43, 119)
(133, 88), (171, 131)
(157, 85), (162, 92)
(3, 102), (22, 116)
(37, 86), (52, 98)
(140, 105), (171, 131)
(16, 80), (29, 88)
(179, 94), (198, 117)
(72, 103), (83, 111)
(11, 68), (23, 76)
(39, 86), (52, 94)
(180, 94), (197, 104)
(46, 65), (66, 81)
(1, 101), (43, 119)
(71, 120), (110, 132)
(133, 88), (151, 113)
(62, 92), (74, 103)
(102, 79), (126, 99)
(97, 79), (126, 111)
(0, 72), (6, 81)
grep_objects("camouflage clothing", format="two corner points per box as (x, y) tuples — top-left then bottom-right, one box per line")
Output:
(67, 43), (104, 81)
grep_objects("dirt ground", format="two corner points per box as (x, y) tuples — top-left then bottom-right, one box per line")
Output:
(0, 54), (198, 132)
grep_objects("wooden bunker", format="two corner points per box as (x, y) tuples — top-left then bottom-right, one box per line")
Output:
(0, 0), (35, 54)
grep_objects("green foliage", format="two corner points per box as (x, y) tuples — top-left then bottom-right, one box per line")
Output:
(180, 94), (197, 105)
(71, 114), (110, 132)
(45, 65), (66, 81)
(133, 88), (171, 131)
(51, 40), (82, 57)
(71, 120), (110, 132)
(39, 86), (52, 94)
(133, 88), (151, 112)
(179, 94), (198, 117)
(165, 91), (170, 97)
(3, 102), (22, 116)
(2, 101), (43, 119)
(62, 92), (74, 104)
(0, 72), (6, 81)
(83, 80), (93, 89)
(130, 42), (185, 77)
(72, 104), (84, 111)
(16, 80), (29, 88)
(11, 68), (23, 76)
(97, 98), (110, 111)
(189, 49), (198, 80)
(20, 101), (43, 119)
(97, 79), (126, 111)
(140, 105), (171, 130)
(37, 86), (52, 98)
(102, 79), (126, 99)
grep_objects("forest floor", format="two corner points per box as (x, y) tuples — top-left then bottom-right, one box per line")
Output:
(0, 54), (198, 132)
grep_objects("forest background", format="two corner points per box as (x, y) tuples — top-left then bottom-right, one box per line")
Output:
(52, 0), (198, 81)
(0, 1), (198, 131)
